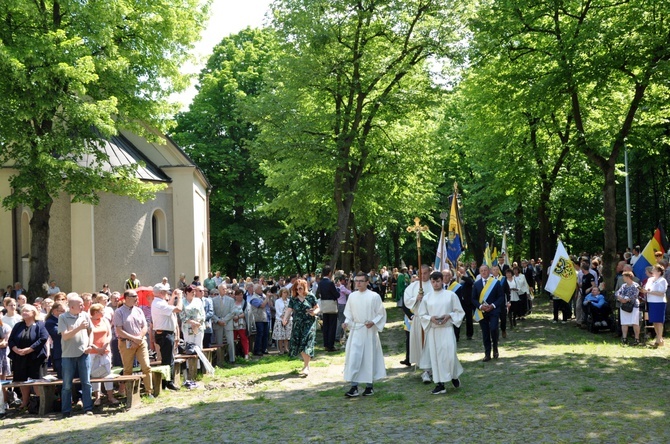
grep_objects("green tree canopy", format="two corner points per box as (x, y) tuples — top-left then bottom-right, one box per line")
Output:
(0, 0), (209, 297)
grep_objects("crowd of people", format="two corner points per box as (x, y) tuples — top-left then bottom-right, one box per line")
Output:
(1, 249), (666, 417)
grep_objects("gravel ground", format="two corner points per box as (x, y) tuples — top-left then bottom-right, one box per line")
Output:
(3, 301), (670, 443)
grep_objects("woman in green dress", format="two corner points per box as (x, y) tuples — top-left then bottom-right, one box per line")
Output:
(282, 279), (320, 376)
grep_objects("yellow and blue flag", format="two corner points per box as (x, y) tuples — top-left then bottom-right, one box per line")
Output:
(447, 186), (465, 263)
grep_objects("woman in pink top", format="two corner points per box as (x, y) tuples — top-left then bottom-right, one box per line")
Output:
(89, 304), (119, 406)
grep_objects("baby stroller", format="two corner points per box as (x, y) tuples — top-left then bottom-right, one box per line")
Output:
(584, 299), (615, 333)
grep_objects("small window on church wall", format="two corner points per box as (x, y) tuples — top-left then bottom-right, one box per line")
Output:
(152, 209), (168, 253)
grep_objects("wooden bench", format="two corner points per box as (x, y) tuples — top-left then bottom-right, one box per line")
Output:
(4, 374), (144, 416)
(112, 365), (169, 397)
(174, 347), (217, 380)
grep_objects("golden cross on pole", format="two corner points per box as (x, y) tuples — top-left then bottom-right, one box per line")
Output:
(407, 217), (429, 295)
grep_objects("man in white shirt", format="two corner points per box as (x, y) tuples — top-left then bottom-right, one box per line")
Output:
(47, 280), (61, 295)
(151, 284), (182, 391)
(629, 246), (640, 266)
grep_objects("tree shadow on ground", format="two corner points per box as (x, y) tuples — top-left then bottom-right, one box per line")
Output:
(10, 347), (670, 444)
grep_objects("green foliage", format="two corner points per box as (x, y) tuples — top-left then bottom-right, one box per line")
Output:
(172, 28), (283, 278)
(0, 0), (208, 209)
(0, 0), (208, 296)
(248, 0), (469, 268)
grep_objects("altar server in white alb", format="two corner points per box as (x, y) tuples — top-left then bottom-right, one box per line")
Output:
(419, 271), (464, 395)
(403, 263), (432, 383)
(342, 272), (387, 398)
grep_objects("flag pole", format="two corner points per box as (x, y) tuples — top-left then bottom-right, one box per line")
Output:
(407, 217), (429, 295)
(439, 211), (447, 271)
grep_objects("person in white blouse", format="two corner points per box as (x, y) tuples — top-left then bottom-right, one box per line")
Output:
(510, 267), (531, 325)
(272, 288), (292, 354)
(641, 264), (667, 348)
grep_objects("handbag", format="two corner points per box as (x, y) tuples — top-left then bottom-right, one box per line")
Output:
(245, 302), (257, 335)
(320, 299), (338, 314)
(620, 299), (635, 313)
(178, 340), (197, 355)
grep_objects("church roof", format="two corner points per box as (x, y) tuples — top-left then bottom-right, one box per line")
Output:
(85, 133), (171, 183)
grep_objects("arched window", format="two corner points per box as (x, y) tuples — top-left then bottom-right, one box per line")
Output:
(151, 209), (168, 253)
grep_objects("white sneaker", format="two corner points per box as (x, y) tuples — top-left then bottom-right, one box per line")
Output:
(421, 371), (432, 384)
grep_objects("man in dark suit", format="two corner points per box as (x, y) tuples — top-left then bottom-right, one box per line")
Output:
(443, 269), (465, 342)
(458, 265), (475, 340)
(317, 266), (340, 352)
(471, 265), (505, 361)
(521, 260), (536, 292)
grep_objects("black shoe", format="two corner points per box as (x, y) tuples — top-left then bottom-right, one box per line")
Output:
(502, 331), (507, 338)
(165, 382), (180, 391)
(451, 378), (460, 388)
(362, 387), (374, 397)
(399, 359), (411, 367)
(482, 356), (491, 362)
(493, 347), (499, 359)
(263, 350), (269, 354)
(345, 387), (359, 397)
(431, 383), (446, 395)
(61, 412), (72, 419)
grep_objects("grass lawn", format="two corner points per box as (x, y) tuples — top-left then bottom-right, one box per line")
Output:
(3, 298), (669, 443)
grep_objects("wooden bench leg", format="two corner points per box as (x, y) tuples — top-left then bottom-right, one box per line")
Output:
(187, 359), (197, 381)
(216, 347), (225, 367)
(125, 379), (141, 409)
(37, 385), (56, 416)
(173, 362), (182, 387)
(152, 372), (162, 397)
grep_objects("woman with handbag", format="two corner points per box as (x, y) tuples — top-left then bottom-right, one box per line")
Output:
(616, 271), (640, 346)
(272, 288), (292, 354)
(282, 279), (320, 376)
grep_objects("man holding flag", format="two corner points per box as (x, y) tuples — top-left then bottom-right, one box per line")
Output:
(544, 241), (578, 318)
(471, 265), (505, 361)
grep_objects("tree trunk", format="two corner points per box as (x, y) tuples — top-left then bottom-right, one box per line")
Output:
(352, 221), (360, 273)
(538, 193), (556, 290)
(290, 244), (302, 277)
(28, 202), (52, 301)
(514, 201), (524, 263)
(359, 226), (377, 272)
(227, 205), (244, 279)
(391, 226), (401, 268)
(329, 193), (355, 270)
(529, 226), (537, 260)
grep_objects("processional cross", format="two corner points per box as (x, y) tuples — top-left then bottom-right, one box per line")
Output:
(407, 217), (429, 296)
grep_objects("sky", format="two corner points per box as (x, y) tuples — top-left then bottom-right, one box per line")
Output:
(170, 0), (273, 111)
